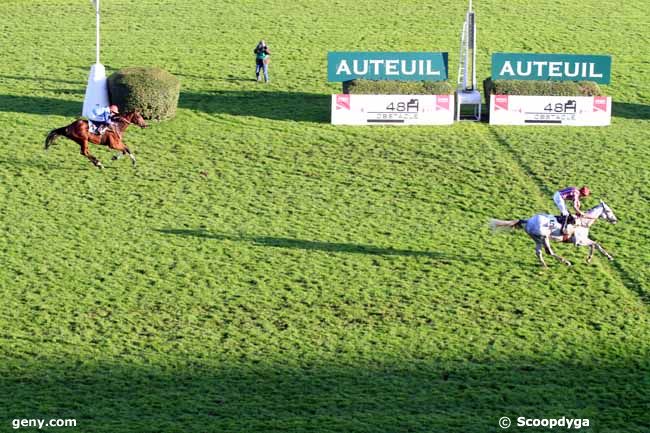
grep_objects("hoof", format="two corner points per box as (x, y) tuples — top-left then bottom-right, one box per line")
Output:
(112, 155), (119, 161)
(565, 261), (572, 267)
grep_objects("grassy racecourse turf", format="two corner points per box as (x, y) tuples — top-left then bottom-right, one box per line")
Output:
(0, 0), (649, 432)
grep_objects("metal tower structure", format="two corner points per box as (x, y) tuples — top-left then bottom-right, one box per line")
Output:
(456, 0), (481, 121)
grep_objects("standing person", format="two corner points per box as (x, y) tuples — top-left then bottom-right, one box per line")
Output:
(254, 40), (271, 83)
(553, 185), (591, 234)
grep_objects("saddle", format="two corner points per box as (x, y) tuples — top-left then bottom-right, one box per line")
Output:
(554, 214), (576, 242)
(554, 214), (576, 226)
(89, 121), (112, 136)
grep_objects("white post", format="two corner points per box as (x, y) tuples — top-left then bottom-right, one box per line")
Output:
(82, 0), (109, 117)
(464, 13), (469, 90)
(95, 0), (100, 64)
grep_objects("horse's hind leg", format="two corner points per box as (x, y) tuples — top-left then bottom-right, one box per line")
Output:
(543, 237), (572, 266)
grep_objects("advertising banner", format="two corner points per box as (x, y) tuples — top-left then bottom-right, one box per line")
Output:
(491, 53), (612, 84)
(328, 52), (449, 82)
(489, 95), (611, 126)
(331, 94), (454, 125)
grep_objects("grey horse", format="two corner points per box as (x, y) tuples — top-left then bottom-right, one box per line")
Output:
(491, 201), (618, 267)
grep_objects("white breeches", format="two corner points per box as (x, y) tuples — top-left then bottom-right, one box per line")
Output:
(553, 192), (569, 216)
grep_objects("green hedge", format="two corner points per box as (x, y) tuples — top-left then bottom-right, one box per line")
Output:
(344, 79), (453, 95)
(108, 67), (180, 121)
(483, 78), (603, 101)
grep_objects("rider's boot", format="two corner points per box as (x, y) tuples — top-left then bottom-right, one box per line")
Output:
(561, 216), (569, 235)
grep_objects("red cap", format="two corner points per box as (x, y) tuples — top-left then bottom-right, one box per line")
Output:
(579, 186), (590, 196)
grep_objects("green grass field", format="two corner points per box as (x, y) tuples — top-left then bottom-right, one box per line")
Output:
(0, 1), (648, 432)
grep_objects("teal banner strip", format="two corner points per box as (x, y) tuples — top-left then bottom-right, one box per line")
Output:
(492, 53), (611, 84)
(328, 52), (448, 82)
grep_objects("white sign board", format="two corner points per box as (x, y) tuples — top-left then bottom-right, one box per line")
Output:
(331, 94), (454, 125)
(489, 94), (611, 126)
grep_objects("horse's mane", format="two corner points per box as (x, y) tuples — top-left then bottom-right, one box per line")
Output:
(113, 111), (137, 122)
(584, 201), (605, 215)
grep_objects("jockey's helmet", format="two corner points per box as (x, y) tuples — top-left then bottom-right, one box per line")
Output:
(109, 104), (119, 113)
(579, 186), (591, 196)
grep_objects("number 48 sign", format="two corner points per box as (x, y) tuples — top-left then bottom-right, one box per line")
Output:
(489, 95), (611, 126)
(385, 100), (420, 112)
(331, 94), (454, 125)
(545, 100), (577, 113)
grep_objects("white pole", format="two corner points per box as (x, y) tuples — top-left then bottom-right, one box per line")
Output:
(472, 12), (477, 89)
(95, 0), (100, 64)
(83, 0), (109, 117)
(464, 14), (469, 89)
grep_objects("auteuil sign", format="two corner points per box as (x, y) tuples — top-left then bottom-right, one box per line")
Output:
(492, 53), (612, 84)
(328, 52), (449, 82)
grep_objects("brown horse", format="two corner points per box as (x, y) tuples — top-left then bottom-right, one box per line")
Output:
(44, 111), (147, 168)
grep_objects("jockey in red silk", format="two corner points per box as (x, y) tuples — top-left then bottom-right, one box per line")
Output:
(553, 186), (591, 234)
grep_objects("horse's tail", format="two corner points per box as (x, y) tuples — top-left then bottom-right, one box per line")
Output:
(490, 219), (526, 230)
(44, 126), (67, 150)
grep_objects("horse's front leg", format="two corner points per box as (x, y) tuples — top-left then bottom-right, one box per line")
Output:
(124, 146), (136, 167)
(587, 243), (595, 264)
(79, 139), (103, 169)
(108, 139), (136, 167)
(535, 242), (547, 268)
(544, 237), (571, 266)
(595, 242), (614, 261)
(573, 237), (596, 264)
(111, 150), (135, 166)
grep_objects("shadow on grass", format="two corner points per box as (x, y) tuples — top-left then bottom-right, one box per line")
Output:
(0, 154), (85, 172)
(179, 90), (330, 123)
(0, 358), (646, 432)
(156, 228), (475, 261)
(0, 90), (329, 122)
(488, 128), (555, 197)
(0, 73), (84, 86)
(0, 94), (80, 117)
(609, 260), (650, 305)
(612, 102), (650, 120)
(223, 76), (258, 83)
